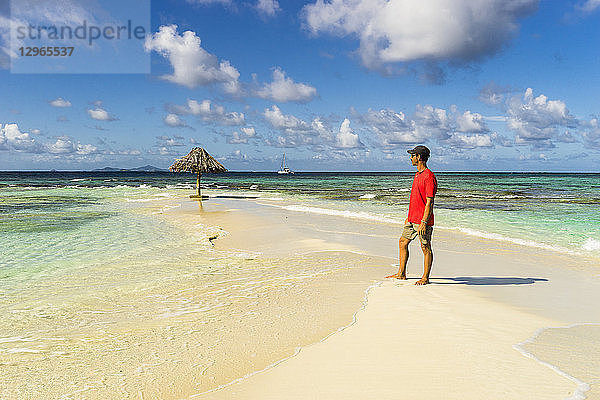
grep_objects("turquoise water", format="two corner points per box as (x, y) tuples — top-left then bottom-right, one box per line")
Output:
(2, 171), (600, 261)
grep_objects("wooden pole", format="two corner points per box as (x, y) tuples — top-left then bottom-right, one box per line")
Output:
(197, 172), (201, 197)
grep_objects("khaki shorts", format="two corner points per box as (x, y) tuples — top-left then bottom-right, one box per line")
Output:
(401, 223), (433, 246)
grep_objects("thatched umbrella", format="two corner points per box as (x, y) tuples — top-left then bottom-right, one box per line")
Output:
(169, 147), (227, 198)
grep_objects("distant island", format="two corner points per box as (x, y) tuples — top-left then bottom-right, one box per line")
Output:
(93, 165), (168, 172)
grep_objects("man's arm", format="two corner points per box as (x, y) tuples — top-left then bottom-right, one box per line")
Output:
(418, 197), (434, 235)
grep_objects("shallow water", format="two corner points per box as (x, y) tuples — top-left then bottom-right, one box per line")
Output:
(3, 171), (597, 258)
(0, 184), (391, 398)
(1, 172), (599, 398)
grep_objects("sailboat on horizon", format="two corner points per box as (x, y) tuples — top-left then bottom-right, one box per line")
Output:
(277, 153), (294, 175)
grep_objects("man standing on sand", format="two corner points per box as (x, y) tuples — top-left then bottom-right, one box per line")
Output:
(386, 145), (437, 285)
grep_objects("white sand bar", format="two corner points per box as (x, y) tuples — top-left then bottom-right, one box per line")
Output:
(188, 198), (599, 400)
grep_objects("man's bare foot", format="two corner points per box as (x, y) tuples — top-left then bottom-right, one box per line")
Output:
(385, 273), (407, 280)
(415, 278), (429, 285)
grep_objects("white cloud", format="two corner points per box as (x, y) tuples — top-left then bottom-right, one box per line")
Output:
(164, 113), (188, 127)
(88, 107), (116, 121)
(227, 126), (257, 144)
(156, 135), (186, 148)
(478, 86), (580, 149)
(255, 0), (281, 16)
(264, 106), (362, 149)
(75, 143), (97, 155)
(49, 98), (72, 107)
(581, 118), (600, 148)
(302, 0), (537, 71)
(358, 108), (424, 148)
(227, 131), (249, 144)
(145, 26), (316, 101)
(115, 149), (142, 156)
(221, 149), (250, 162)
(264, 109), (315, 147)
(517, 152), (550, 161)
(577, 0), (600, 13)
(356, 105), (504, 150)
(264, 105), (310, 133)
(483, 116), (508, 122)
(447, 132), (496, 148)
(240, 127), (256, 137)
(413, 104), (451, 139)
(46, 137), (74, 154)
(0, 123), (37, 151)
(335, 118), (361, 148)
(256, 68), (317, 103)
(189, 99), (218, 116)
(506, 88), (575, 147)
(169, 99), (245, 126)
(144, 25), (241, 93)
(456, 111), (488, 133)
(1, 123), (100, 155)
(157, 146), (177, 156)
(556, 130), (578, 143)
(46, 136), (97, 155)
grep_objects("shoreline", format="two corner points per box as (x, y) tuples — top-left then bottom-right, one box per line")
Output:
(514, 323), (597, 400)
(192, 280), (385, 398)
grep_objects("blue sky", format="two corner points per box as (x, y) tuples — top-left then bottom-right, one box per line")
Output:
(1, 0), (600, 171)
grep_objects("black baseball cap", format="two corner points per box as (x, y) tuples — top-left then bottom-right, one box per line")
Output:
(407, 145), (430, 158)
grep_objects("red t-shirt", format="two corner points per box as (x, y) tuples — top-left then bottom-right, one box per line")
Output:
(407, 168), (437, 226)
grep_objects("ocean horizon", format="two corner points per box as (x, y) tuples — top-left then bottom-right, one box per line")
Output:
(3, 169), (600, 173)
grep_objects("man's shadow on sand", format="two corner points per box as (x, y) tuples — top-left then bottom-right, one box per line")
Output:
(433, 277), (548, 286)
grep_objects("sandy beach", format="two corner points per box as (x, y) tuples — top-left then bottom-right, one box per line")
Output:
(182, 195), (600, 400)
(2, 188), (599, 400)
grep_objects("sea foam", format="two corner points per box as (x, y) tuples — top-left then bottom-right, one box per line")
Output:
(277, 204), (402, 224)
(359, 193), (377, 199)
(582, 238), (600, 251)
(445, 227), (574, 255)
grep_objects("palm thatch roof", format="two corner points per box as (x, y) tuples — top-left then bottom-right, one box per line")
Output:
(169, 147), (227, 199)
(169, 147), (227, 174)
